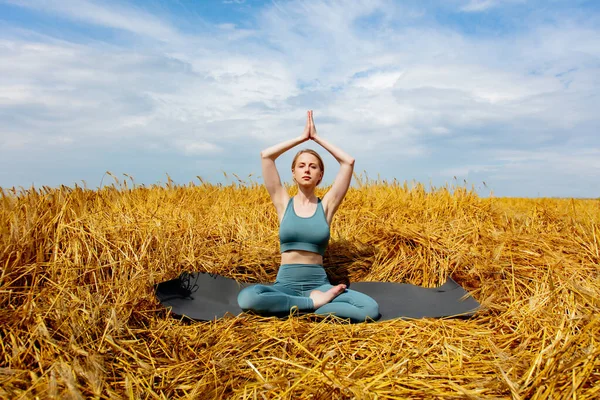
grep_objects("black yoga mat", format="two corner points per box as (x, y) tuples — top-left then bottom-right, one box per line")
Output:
(155, 272), (480, 322)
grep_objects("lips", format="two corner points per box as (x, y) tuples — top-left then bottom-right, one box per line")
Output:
(302, 176), (311, 180)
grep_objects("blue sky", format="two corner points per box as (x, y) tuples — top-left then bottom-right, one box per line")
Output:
(0, 0), (599, 197)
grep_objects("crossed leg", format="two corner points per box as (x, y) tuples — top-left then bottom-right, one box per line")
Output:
(309, 284), (380, 322)
(237, 283), (380, 322)
(237, 284), (313, 313)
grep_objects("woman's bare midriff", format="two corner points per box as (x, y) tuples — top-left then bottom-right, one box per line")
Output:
(281, 250), (323, 265)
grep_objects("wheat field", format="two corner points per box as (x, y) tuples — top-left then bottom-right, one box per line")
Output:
(1, 175), (599, 399)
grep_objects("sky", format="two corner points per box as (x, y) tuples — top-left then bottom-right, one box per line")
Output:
(0, 0), (599, 198)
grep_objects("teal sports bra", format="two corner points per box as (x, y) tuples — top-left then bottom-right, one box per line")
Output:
(279, 197), (330, 256)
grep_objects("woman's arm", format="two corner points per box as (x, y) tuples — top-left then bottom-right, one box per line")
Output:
(309, 111), (355, 223)
(261, 112), (311, 218)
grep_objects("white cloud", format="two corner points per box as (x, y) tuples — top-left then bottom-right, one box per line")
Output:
(0, 0), (598, 196)
(440, 164), (498, 177)
(0, 131), (74, 149)
(460, 0), (523, 12)
(3, 0), (180, 42)
(494, 149), (600, 173)
(176, 140), (221, 155)
(394, 64), (561, 104)
(0, 132), (34, 149)
(461, 0), (498, 12)
(351, 70), (405, 91)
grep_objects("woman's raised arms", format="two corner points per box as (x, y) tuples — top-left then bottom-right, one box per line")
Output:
(309, 111), (355, 224)
(260, 111), (311, 220)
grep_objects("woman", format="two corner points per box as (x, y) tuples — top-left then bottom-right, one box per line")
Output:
(237, 111), (379, 322)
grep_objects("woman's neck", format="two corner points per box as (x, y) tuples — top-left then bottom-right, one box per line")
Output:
(295, 187), (317, 203)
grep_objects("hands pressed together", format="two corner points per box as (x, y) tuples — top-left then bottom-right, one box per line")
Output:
(301, 110), (318, 141)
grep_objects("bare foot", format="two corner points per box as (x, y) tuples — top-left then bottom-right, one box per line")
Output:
(310, 284), (347, 309)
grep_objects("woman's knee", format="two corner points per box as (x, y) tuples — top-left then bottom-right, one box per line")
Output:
(363, 298), (380, 320)
(237, 286), (260, 310)
(352, 292), (379, 320)
(320, 291), (380, 321)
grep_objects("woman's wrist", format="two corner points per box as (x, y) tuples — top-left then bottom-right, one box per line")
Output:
(262, 135), (307, 159)
(312, 135), (354, 165)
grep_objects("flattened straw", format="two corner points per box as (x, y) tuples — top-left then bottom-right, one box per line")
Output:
(246, 360), (265, 382)
(1, 181), (599, 398)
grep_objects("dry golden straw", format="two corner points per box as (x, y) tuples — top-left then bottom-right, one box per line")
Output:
(1, 174), (599, 399)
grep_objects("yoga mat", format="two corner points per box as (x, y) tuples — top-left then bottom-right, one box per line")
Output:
(155, 272), (480, 322)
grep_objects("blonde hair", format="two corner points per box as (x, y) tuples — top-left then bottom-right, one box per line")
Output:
(291, 149), (324, 186)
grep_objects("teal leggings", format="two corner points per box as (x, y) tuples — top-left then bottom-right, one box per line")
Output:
(237, 264), (379, 322)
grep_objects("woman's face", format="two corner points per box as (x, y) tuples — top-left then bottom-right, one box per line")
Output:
(293, 153), (323, 187)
